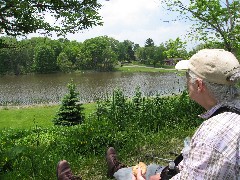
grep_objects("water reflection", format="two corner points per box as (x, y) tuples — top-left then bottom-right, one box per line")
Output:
(0, 71), (186, 106)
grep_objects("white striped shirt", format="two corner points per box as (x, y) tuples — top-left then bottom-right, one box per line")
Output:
(172, 101), (240, 179)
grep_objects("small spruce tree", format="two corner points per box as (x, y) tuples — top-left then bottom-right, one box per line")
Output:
(53, 80), (85, 126)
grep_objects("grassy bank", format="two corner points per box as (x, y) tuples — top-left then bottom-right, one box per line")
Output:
(115, 65), (176, 73)
(0, 103), (96, 130)
(0, 90), (204, 180)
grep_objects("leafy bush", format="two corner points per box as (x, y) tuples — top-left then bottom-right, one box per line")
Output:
(96, 89), (204, 132)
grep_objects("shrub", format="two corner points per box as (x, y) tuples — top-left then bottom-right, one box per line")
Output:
(52, 80), (85, 126)
(96, 89), (204, 132)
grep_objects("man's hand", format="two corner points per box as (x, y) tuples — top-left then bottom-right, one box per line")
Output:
(132, 166), (146, 180)
(149, 174), (161, 180)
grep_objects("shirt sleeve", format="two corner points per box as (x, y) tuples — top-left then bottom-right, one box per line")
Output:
(170, 142), (236, 180)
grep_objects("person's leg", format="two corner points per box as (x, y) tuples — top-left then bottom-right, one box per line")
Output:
(113, 164), (164, 180)
(106, 147), (164, 180)
(57, 160), (82, 180)
(106, 147), (127, 179)
(113, 167), (132, 180)
(145, 164), (164, 180)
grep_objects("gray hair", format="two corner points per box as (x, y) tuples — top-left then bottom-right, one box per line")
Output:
(188, 70), (240, 103)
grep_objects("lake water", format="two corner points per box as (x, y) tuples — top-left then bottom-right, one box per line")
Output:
(0, 71), (186, 106)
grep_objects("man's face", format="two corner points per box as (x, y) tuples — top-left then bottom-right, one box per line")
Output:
(186, 70), (218, 110)
(186, 71), (198, 102)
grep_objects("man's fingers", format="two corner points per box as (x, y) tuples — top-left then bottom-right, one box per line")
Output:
(137, 166), (142, 176)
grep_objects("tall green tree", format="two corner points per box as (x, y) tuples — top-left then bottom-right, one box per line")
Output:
(135, 46), (157, 65)
(53, 80), (85, 126)
(76, 36), (117, 71)
(57, 52), (73, 73)
(145, 38), (155, 47)
(155, 44), (167, 65)
(0, 0), (103, 37)
(0, 48), (10, 75)
(163, 38), (188, 59)
(33, 45), (57, 73)
(62, 40), (82, 65)
(117, 40), (135, 62)
(0, 37), (32, 75)
(164, 0), (240, 55)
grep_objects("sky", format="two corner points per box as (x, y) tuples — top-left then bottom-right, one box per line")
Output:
(27, 0), (198, 50)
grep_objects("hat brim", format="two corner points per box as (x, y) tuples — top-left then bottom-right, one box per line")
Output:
(175, 60), (190, 70)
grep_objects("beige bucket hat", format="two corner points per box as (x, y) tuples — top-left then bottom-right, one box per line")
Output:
(175, 49), (240, 85)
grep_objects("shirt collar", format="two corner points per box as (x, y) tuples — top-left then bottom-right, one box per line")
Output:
(199, 99), (240, 119)
(199, 103), (223, 119)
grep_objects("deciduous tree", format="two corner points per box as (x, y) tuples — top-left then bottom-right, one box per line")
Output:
(57, 52), (73, 73)
(164, 0), (240, 54)
(76, 36), (117, 71)
(33, 45), (57, 73)
(163, 38), (187, 59)
(0, 0), (103, 37)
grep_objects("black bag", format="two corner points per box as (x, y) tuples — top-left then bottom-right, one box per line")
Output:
(160, 154), (182, 179)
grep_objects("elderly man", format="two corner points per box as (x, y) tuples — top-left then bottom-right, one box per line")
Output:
(106, 49), (240, 180)
(57, 49), (240, 180)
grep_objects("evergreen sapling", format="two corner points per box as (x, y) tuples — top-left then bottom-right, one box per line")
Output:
(53, 80), (85, 126)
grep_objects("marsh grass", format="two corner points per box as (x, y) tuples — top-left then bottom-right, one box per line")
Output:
(0, 90), (204, 180)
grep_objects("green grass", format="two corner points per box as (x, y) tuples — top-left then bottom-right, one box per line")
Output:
(0, 103), (96, 130)
(115, 65), (176, 73)
(113, 61), (177, 73)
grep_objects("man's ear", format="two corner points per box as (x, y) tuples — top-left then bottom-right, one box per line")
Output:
(196, 79), (205, 92)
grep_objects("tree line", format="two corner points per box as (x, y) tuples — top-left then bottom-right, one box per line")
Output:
(0, 35), (238, 75)
(0, 36), (184, 75)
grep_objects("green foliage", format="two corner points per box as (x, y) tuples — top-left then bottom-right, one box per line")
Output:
(62, 41), (82, 65)
(135, 38), (188, 67)
(145, 38), (155, 47)
(0, 37), (33, 75)
(164, 0), (240, 54)
(0, 90), (203, 179)
(0, 0), (103, 37)
(53, 80), (85, 126)
(117, 40), (135, 63)
(33, 45), (57, 73)
(96, 89), (204, 133)
(57, 52), (74, 73)
(0, 35), (196, 75)
(0, 48), (11, 75)
(137, 46), (156, 65)
(76, 36), (118, 71)
(163, 38), (188, 59)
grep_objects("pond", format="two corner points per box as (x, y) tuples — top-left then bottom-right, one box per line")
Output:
(0, 71), (186, 106)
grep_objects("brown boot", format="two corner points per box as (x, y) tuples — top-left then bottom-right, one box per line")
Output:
(106, 147), (127, 179)
(57, 160), (82, 180)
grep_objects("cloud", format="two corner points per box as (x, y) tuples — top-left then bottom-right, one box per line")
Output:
(28, 0), (197, 49)
(100, 0), (158, 29)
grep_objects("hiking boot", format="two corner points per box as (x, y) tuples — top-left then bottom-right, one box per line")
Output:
(57, 160), (82, 180)
(106, 147), (127, 179)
